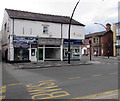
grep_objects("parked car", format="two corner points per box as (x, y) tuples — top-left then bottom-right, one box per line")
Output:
(73, 52), (79, 56)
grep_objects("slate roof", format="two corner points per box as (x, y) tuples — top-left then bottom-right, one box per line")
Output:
(85, 31), (106, 39)
(5, 8), (85, 26)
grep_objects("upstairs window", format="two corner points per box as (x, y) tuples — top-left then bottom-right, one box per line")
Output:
(43, 25), (49, 34)
(96, 37), (99, 43)
(93, 38), (96, 43)
(4, 23), (7, 31)
(93, 37), (99, 43)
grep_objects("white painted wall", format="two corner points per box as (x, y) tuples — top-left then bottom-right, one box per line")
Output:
(1, 10), (14, 61)
(14, 19), (61, 38)
(62, 24), (85, 40)
(13, 19), (85, 40)
(1, 11), (10, 45)
(0, 31), (1, 50)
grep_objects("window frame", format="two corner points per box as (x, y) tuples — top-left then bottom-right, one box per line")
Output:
(42, 25), (49, 34)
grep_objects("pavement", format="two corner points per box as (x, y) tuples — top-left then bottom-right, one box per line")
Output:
(13, 55), (119, 69)
(14, 61), (94, 69)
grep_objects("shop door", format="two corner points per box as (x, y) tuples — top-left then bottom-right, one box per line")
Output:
(31, 48), (37, 62)
(38, 48), (43, 60)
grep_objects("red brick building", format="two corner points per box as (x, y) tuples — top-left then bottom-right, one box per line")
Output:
(84, 30), (113, 56)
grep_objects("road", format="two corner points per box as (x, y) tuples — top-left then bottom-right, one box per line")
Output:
(1, 58), (118, 100)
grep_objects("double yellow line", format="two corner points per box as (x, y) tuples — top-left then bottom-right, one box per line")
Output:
(73, 89), (118, 99)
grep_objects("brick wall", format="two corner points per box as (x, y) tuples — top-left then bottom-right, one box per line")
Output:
(100, 31), (113, 56)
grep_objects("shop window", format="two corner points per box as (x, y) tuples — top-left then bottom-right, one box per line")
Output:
(75, 49), (79, 52)
(116, 36), (120, 40)
(64, 49), (68, 58)
(45, 48), (60, 60)
(14, 48), (29, 61)
(63, 46), (80, 60)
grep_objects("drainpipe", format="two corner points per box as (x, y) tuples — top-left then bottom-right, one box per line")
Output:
(113, 24), (117, 57)
(12, 19), (14, 41)
(61, 23), (63, 61)
(12, 19), (15, 61)
(9, 18), (14, 61)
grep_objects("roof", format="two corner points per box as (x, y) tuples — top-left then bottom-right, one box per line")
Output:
(85, 31), (106, 38)
(5, 8), (85, 26)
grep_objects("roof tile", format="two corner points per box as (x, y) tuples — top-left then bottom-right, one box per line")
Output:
(5, 8), (85, 26)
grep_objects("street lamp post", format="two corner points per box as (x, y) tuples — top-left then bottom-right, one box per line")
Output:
(94, 23), (106, 30)
(68, 0), (80, 64)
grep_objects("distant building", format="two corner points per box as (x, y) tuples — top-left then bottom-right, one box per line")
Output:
(0, 31), (1, 50)
(113, 22), (120, 56)
(83, 30), (113, 56)
(1, 8), (85, 62)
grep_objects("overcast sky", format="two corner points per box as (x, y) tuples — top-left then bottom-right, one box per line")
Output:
(0, 0), (119, 34)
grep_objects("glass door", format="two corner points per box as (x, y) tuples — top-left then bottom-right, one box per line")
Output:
(38, 48), (43, 60)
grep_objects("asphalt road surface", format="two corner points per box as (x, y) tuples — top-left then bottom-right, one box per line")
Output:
(1, 60), (118, 100)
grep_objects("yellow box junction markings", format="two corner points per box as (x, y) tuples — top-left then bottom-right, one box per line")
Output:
(0, 86), (6, 100)
(26, 80), (70, 100)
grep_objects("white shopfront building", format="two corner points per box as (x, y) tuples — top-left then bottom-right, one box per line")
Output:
(1, 9), (85, 62)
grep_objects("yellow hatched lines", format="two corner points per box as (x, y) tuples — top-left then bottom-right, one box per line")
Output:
(0, 86), (6, 100)
(29, 88), (62, 95)
(26, 80), (70, 100)
(32, 91), (69, 100)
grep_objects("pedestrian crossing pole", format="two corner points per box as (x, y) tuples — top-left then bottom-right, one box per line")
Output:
(89, 40), (92, 61)
(89, 38), (92, 61)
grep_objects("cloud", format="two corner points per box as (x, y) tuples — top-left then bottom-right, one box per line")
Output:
(79, 0), (119, 33)
(0, 0), (119, 34)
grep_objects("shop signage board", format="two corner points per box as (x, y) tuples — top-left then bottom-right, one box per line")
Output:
(13, 36), (38, 44)
(63, 39), (82, 45)
(38, 38), (62, 45)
